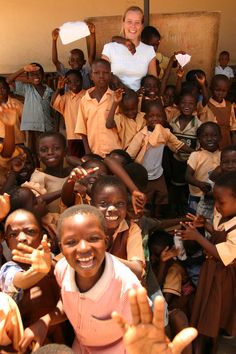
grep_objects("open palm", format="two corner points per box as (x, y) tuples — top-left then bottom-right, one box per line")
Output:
(113, 288), (197, 354)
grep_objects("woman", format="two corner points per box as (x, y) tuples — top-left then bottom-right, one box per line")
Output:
(102, 6), (157, 91)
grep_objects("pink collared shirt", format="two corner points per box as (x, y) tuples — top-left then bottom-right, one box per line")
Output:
(55, 253), (141, 353)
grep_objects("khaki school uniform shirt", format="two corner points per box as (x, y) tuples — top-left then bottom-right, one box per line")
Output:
(198, 98), (236, 130)
(114, 112), (145, 149)
(126, 124), (184, 163)
(52, 90), (85, 140)
(112, 219), (145, 265)
(75, 88), (121, 157)
(187, 149), (221, 197)
(213, 212), (236, 266)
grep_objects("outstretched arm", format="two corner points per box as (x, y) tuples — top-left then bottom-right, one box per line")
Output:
(106, 88), (123, 129)
(112, 287), (197, 354)
(86, 22), (96, 65)
(0, 103), (17, 158)
(51, 28), (63, 72)
(19, 298), (66, 353)
(7, 64), (40, 85)
(176, 222), (221, 261)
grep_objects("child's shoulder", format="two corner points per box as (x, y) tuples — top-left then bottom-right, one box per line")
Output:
(54, 256), (68, 286)
(109, 253), (140, 287)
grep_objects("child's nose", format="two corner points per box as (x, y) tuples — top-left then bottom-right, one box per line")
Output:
(107, 205), (117, 212)
(18, 231), (27, 243)
(77, 239), (90, 252)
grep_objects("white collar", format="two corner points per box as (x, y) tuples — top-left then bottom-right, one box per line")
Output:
(64, 252), (114, 301)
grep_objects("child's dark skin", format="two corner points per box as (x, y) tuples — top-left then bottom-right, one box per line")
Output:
(163, 86), (175, 108)
(89, 62), (111, 102)
(0, 81), (9, 104)
(185, 124), (221, 194)
(211, 78), (229, 104)
(38, 136), (70, 178)
(178, 94), (197, 131)
(92, 184), (143, 278)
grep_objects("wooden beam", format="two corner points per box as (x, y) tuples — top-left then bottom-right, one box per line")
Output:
(144, 0), (150, 26)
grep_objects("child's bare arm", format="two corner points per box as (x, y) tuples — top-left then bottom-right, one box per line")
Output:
(178, 143), (194, 154)
(51, 76), (66, 106)
(11, 235), (52, 289)
(81, 134), (91, 154)
(0, 194), (10, 221)
(186, 213), (215, 234)
(148, 57), (158, 77)
(51, 28), (63, 72)
(160, 51), (185, 96)
(176, 222), (221, 260)
(7, 64), (40, 85)
(185, 165), (211, 194)
(61, 167), (95, 206)
(106, 89), (123, 129)
(86, 22), (96, 65)
(19, 298), (66, 353)
(175, 67), (185, 98)
(111, 36), (136, 55)
(40, 190), (62, 204)
(0, 103), (17, 158)
(195, 73), (209, 106)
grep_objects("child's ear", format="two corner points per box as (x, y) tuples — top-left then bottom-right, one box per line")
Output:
(83, 59), (86, 66)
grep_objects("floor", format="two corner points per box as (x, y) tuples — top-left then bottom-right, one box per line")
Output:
(217, 337), (236, 354)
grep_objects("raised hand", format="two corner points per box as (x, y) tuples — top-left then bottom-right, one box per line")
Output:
(12, 235), (52, 274)
(86, 21), (95, 34)
(67, 166), (99, 183)
(176, 67), (185, 79)
(195, 73), (206, 87)
(175, 222), (201, 242)
(112, 287), (197, 354)
(52, 28), (60, 41)
(114, 88), (125, 104)
(186, 213), (206, 228)
(0, 193), (10, 220)
(161, 246), (179, 262)
(23, 64), (40, 73)
(0, 102), (18, 126)
(131, 190), (146, 215)
(57, 76), (67, 90)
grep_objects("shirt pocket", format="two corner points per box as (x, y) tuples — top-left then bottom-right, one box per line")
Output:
(80, 315), (123, 346)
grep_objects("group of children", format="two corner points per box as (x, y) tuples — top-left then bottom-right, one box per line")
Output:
(0, 9), (236, 354)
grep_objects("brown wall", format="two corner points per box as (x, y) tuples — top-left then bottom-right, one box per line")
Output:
(0, 0), (234, 73)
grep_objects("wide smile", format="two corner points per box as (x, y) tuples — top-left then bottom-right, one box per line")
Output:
(76, 255), (95, 269)
(105, 215), (119, 221)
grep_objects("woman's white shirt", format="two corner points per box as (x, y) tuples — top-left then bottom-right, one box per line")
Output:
(102, 42), (156, 91)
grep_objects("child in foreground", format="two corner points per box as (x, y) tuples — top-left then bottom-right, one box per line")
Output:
(19, 205), (142, 353)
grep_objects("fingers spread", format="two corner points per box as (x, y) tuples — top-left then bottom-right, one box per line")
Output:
(128, 289), (141, 325)
(136, 287), (152, 324)
(152, 295), (166, 341)
(171, 327), (198, 354)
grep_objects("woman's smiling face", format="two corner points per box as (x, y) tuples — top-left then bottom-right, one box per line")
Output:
(123, 10), (143, 43)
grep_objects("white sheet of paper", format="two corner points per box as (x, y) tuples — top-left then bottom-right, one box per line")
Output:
(59, 21), (90, 45)
(175, 54), (191, 68)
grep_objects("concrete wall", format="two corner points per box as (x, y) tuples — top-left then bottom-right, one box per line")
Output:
(0, 0), (234, 73)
